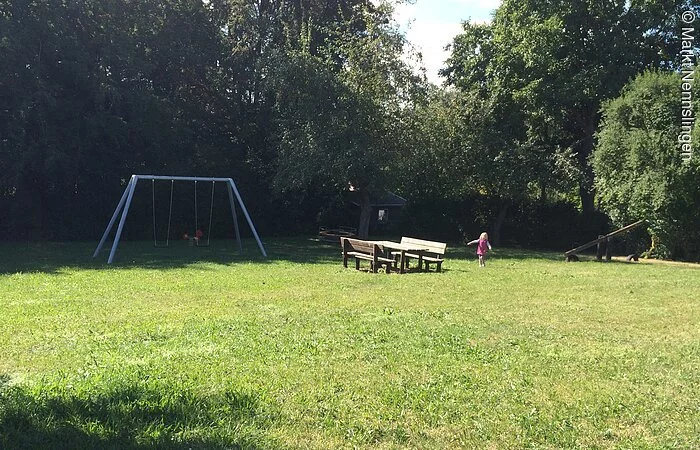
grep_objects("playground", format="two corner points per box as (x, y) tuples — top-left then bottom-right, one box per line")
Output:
(1, 239), (698, 449)
(3, 0), (698, 446)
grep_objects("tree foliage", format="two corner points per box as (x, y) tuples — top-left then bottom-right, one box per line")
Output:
(443, 0), (699, 213)
(266, 1), (424, 237)
(0, 0), (419, 239)
(592, 70), (700, 260)
(0, 0), (227, 238)
(1, 0), (698, 257)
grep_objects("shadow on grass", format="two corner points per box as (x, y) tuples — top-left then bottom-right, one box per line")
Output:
(0, 374), (282, 450)
(0, 238), (341, 275)
(2, 238), (624, 275)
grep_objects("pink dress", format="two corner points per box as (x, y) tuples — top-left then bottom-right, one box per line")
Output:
(477, 239), (491, 256)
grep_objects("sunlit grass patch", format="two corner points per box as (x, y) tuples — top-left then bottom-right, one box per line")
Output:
(1, 239), (698, 448)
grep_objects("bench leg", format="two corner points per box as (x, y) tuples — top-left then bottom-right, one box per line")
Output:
(355, 258), (361, 271)
(424, 261), (430, 272)
(385, 262), (391, 274)
(343, 256), (348, 268)
(436, 261), (442, 273)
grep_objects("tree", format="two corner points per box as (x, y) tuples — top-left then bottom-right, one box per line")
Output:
(434, 18), (577, 244)
(0, 0), (228, 239)
(592, 70), (700, 260)
(443, 0), (699, 213)
(268, 0), (424, 238)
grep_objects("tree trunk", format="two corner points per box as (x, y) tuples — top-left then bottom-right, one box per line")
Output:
(576, 110), (598, 214)
(539, 180), (547, 204)
(357, 189), (372, 239)
(579, 181), (595, 214)
(492, 201), (510, 247)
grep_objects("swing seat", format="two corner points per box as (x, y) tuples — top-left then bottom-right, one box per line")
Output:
(188, 236), (209, 247)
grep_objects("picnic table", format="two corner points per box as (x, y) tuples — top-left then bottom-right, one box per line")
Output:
(340, 237), (447, 274)
(370, 240), (431, 274)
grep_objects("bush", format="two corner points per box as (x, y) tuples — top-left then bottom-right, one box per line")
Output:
(592, 70), (700, 261)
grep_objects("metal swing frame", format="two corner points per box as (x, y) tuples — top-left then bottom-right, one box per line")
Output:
(94, 175), (267, 264)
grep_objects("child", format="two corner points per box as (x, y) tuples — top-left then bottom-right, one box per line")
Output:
(467, 232), (492, 267)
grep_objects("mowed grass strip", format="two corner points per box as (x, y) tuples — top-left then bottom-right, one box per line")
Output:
(0, 239), (698, 449)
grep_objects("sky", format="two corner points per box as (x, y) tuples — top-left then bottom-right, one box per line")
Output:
(392, 0), (502, 84)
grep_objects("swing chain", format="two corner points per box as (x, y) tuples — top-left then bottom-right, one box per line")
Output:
(152, 179), (175, 247)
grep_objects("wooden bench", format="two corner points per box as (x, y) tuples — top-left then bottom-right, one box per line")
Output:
(340, 237), (394, 273)
(392, 237), (447, 272)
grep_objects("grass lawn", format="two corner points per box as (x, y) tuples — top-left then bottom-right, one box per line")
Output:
(0, 238), (698, 449)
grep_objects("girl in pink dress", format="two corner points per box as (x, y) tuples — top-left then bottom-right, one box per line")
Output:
(467, 232), (492, 267)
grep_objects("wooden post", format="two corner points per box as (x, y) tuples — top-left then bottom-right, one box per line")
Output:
(605, 238), (612, 261)
(341, 238), (349, 268)
(596, 235), (605, 261)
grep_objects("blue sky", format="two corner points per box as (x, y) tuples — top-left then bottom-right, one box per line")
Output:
(392, 0), (502, 84)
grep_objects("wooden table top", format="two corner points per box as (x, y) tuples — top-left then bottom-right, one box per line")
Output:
(370, 241), (430, 251)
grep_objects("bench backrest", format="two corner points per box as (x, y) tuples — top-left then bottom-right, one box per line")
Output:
(341, 237), (382, 255)
(400, 237), (447, 255)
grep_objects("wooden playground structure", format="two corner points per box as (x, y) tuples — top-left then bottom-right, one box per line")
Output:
(318, 226), (357, 243)
(564, 220), (645, 262)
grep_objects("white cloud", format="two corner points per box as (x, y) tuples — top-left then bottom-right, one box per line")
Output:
(402, 21), (464, 83)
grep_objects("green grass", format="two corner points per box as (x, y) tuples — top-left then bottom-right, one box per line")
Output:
(1, 238), (698, 449)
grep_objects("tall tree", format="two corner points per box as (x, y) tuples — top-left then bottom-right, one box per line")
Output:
(433, 19), (576, 244)
(266, 0), (423, 238)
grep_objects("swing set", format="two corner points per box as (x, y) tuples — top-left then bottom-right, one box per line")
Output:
(94, 174), (267, 264)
